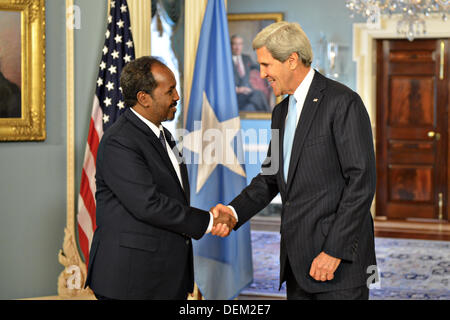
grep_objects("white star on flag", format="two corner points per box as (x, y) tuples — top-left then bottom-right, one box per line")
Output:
(108, 65), (117, 75)
(106, 81), (115, 91)
(124, 54), (132, 63)
(111, 50), (120, 59)
(103, 97), (112, 107)
(117, 19), (124, 28)
(114, 34), (122, 44)
(120, 4), (127, 13)
(183, 92), (246, 193)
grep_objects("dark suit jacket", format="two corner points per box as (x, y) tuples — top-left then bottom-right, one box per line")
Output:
(0, 71), (21, 118)
(233, 54), (259, 88)
(85, 108), (210, 299)
(233, 54), (271, 112)
(230, 71), (377, 293)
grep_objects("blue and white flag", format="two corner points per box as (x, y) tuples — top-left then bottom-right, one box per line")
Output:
(183, 0), (253, 300)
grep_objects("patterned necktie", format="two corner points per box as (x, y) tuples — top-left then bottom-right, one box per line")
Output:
(159, 130), (167, 152)
(283, 95), (297, 182)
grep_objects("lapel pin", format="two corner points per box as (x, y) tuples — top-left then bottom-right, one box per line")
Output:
(313, 98), (319, 102)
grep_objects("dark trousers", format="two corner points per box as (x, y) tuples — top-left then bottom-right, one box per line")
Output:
(285, 258), (369, 300)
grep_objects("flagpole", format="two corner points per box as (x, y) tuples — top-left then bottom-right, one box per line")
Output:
(58, 0), (94, 299)
(184, 0), (253, 300)
(184, 0), (208, 300)
(183, 0), (207, 128)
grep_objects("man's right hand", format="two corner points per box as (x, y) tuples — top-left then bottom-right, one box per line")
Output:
(210, 204), (236, 237)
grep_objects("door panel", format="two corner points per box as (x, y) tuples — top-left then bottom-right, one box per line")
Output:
(388, 166), (433, 202)
(376, 39), (448, 221)
(389, 76), (434, 126)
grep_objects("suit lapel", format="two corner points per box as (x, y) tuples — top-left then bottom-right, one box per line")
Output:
(285, 71), (326, 191)
(179, 163), (190, 204)
(164, 128), (190, 203)
(124, 109), (189, 202)
(277, 97), (289, 192)
(126, 111), (172, 168)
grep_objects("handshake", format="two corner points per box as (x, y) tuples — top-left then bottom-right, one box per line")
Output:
(209, 204), (237, 238)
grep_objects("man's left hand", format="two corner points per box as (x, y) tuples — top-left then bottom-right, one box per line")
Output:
(309, 251), (341, 282)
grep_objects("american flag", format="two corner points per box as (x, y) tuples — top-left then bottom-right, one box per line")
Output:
(77, 0), (135, 266)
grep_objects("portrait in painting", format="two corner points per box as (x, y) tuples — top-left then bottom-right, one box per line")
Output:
(0, 10), (21, 118)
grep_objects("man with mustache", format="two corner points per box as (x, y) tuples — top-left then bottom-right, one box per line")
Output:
(85, 57), (236, 300)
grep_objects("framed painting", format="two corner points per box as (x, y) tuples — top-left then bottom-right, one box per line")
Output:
(0, 0), (45, 141)
(228, 12), (283, 120)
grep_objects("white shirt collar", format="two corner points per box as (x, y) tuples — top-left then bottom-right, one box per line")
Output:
(288, 68), (315, 124)
(292, 68), (315, 104)
(130, 107), (164, 138)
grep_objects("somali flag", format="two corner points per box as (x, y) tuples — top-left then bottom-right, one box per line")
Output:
(183, 0), (253, 300)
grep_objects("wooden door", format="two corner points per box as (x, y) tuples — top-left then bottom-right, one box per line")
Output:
(376, 39), (449, 221)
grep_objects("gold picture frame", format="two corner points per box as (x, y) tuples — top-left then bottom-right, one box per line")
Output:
(228, 13), (284, 120)
(0, 0), (46, 141)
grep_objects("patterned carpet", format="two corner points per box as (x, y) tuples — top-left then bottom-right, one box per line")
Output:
(242, 231), (450, 300)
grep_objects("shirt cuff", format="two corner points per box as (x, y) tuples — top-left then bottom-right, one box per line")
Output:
(205, 207), (239, 235)
(227, 205), (239, 222)
(205, 212), (214, 234)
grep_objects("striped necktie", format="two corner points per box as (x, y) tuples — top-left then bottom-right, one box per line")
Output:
(159, 130), (167, 152)
(283, 95), (297, 182)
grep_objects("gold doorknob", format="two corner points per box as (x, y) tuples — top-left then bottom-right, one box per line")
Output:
(428, 131), (441, 141)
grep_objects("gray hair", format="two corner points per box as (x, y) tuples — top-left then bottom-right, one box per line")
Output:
(252, 21), (313, 67)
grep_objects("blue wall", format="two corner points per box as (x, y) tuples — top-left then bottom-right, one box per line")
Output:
(0, 0), (67, 299)
(0, 0), (108, 300)
(228, 0), (365, 91)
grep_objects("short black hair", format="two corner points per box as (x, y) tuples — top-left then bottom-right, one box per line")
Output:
(120, 56), (166, 108)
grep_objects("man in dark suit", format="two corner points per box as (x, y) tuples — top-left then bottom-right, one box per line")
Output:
(0, 70), (21, 118)
(231, 35), (270, 112)
(213, 22), (377, 300)
(85, 57), (236, 300)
